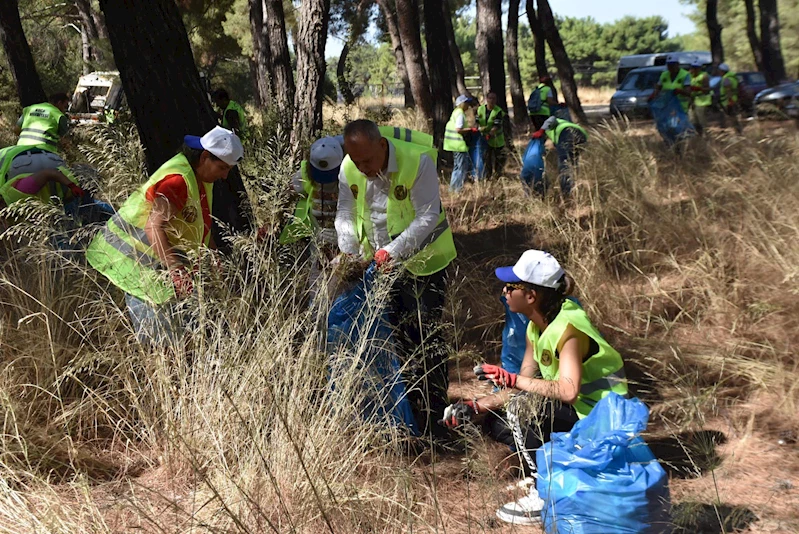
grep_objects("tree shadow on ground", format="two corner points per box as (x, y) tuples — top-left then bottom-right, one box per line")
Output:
(646, 430), (726, 479)
(672, 501), (758, 533)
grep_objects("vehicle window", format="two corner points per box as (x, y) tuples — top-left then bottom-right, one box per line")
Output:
(619, 73), (640, 91)
(748, 73), (766, 85)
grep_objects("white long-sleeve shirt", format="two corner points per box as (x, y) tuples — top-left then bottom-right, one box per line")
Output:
(335, 141), (440, 260)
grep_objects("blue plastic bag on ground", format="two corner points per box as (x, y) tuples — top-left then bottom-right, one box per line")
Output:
(500, 295), (529, 374)
(520, 138), (545, 190)
(537, 393), (672, 534)
(327, 265), (419, 435)
(469, 134), (488, 181)
(649, 94), (694, 146)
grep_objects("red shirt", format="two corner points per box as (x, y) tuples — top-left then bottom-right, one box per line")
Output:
(145, 174), (211, 243)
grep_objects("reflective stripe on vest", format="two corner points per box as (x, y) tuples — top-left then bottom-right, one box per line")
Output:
(526, 299), (628, 419)
(443, 108), (468, 152)
(546, 119), (588, 145)
(477, 105), (506, 148)
(17, 103), (63, 149)
(86, 153), (211, 305)
(342, 136), (456, 276)
(379, 125), (434, 152)
(660, 69), (691, 111)
(279, 161), (315, 244)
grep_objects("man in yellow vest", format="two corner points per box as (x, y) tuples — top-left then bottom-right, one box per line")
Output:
(648, 55), (692, 112)
(531, 116), (588, 198)
(689, 61), (712, 136)
(336, 119), (457, 438)
(441, 249), (627, 525)
(716, 63), (742, 133)
(211, 88), (248, 139)
(86, 126), (243, 346)
(476, 91), (506, 179)
(528, 75), (558, 130)
(15, 92), (70, 152)
(444, 94), (477, 193)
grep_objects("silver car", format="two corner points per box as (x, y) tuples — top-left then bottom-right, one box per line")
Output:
(754, 81), (799, 117)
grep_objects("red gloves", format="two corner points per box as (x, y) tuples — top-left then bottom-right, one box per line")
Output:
(474, 363), (517, 389)
(531, 129), (546, 140)
(440, 399), (483, 428)
(170, 267), (194, 298)
(374, 248), (392, 268)
(68, 183), (86, 198)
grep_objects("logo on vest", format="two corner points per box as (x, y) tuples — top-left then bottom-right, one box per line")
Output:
(394, 185), (408, 201)
(182, 205), (198, 224)
(540, 349), (553, 366)
(350, 184), (358, 198)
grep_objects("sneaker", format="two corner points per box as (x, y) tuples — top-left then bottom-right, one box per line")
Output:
(495, 486), (545, 526)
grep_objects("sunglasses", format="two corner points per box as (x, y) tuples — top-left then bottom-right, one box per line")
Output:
(504, 282), (530, 293)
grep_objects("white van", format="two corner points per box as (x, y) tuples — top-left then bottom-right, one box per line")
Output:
(616, 51), (712, 87)
(68, 71), (125, 124)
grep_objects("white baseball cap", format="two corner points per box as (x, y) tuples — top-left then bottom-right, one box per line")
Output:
(455, 94), (472, 106)
(666, 54), (679, 64)
(309, 136), (344, 183)
(184, 126), (243, 166)
(542, 116), (558, 131)
(495, 250), (566, 289)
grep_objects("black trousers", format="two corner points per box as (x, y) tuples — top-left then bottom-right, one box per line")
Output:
(390, 268), (449, 437)
(484, 398), (579, 475)
(485, 145), (506, 179)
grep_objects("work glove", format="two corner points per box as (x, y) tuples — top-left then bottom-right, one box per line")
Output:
(68, 183), (86, 198)
(470, 127), (479, 133)
(170, 267), (194, 299)
(374, 248), (392, 268)
(474, 363), (517, 389)
(531, 129), (546, 140)
(439, 400), (482, 428)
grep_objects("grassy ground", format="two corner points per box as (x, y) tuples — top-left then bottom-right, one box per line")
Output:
(0, 107), (797, 533)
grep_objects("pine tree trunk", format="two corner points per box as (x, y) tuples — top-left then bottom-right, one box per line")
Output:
(264, 0), (295, 127)
(249, 0), (273, 107)
(759, 0), (786, 86)
(76, 0), (102, 68)
(377, 0), (414, 108)
(337, 42), (355, 105)
(424, 0), (453, 147)
(475, 0), (507, 112)
(442, 0), (470, 98)
(506, 0), (528, 130)
(100, 0), (251, 248)
(291, 0), (330, 156)
(743, 0), (764, 72)
(536, 0), (586, 123)
(526, 0), (548, 78)
(706, 0), (724, 66)
(394, 0), (432, 119)
(0, 0), (46, 107)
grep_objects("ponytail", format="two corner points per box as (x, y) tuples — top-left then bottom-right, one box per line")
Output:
(531, 272), (575, 325)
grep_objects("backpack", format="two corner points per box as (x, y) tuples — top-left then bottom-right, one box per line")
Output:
(527, 87), (543, 113)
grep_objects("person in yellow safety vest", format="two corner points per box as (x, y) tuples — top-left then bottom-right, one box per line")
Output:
(528, 75), (558, 130)
(441, 249), (628, 526)
(15, 92), (70, 153)
(444, 94), (477, 193)
(336, 119), (457, 440)
(211, 88), (248, 139)
(716, 63), (742, 134)
(86, 127), (243, 346)
(648, 55), (692, 112)
(0, 144), (84, 209)
(531, 116), (588, 198)
(279, 136), (345, 300)
(688, 61), (712, 136)
(476, 91), (506, 179)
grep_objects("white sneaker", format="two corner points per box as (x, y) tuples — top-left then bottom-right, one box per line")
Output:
(495, 486), (545, 525)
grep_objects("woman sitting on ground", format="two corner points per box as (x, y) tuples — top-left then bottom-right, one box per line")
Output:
(442, 249), (628, 526)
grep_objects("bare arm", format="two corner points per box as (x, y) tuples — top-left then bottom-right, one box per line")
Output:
(472, 334), (541, 412)
(144, 196), (185, 271)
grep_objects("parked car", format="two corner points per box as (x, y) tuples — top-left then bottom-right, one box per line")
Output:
(610, 66), (666, 118)
(736, 72), (769, 111)
(754, 80), (799, 117)
(615, 51), (710, 88)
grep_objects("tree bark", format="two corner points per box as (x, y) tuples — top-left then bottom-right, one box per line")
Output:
(394, 0), (432, 119)
(264, 0), (295, 128)
(506, 0), (528, 130)
(424, 0), (453, 147)
(536, 0), (586, 123)
(475, 0), (507, 112)
(442, 0), (470, 98)
(100, 0), (251, 248)
(706, 0), (724, 66)
(249, 0), (273, 107)
(759, 0), (786, 86)
(291, 0), (330, 156)
(75, 0), (102, 68)
(526, 0), (548, 78)
(337, 42), (355, 104)
(743, 0), (764, 72)
(0, 0), (46, 107)
(377, 0), (414, 108)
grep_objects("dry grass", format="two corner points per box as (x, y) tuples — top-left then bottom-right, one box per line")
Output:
(0, 110), (797, 533)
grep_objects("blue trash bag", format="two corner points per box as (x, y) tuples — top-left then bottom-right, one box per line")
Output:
(500, 295), (529, 374)
(469, 134), (488, 181)
(327, 265), (419, 436)
(537, 393), (672, 534)
(520, 138), (545, 190)
(649, 93), (695, 146)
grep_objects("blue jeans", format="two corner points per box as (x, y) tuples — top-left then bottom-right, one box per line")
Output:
(125, 293), (186, 348)
(449, 151), (472, 193)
